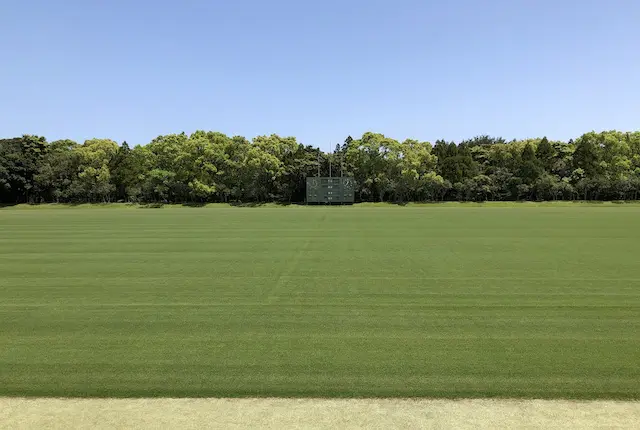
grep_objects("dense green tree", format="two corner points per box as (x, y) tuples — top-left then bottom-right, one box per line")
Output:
(110, 141), (133, 201)
(573, 132), (602, 178)
(68, 139), (118, 202)
(519, 143), (542, 185)
(441, 153), (478, 184)
(0, 135), (48, 203)
(35, 139), (78, 202)
(345, 133), (399, 201)
(3, 128), (640, 204)
(535, 137), (555, 173)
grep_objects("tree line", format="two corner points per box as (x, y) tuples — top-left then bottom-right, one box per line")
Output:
(2, 130), (640, 204)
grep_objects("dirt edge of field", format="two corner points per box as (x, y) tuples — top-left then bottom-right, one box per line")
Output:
(2, 398), (640, 429)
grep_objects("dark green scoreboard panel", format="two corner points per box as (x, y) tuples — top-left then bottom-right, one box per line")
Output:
(306, 177), (355, 203)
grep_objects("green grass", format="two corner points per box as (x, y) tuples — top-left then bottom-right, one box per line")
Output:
(1, 205), (640, 399)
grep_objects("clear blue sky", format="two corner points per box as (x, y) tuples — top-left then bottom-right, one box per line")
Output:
(2, 0), (639, 150)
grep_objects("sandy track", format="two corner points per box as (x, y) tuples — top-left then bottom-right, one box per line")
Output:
(2, 398), (639, 429)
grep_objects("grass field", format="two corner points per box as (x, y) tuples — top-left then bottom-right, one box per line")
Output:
(1, 204), (640, 399)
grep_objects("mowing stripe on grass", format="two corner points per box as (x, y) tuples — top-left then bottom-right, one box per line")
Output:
(1, 206), (639, 399)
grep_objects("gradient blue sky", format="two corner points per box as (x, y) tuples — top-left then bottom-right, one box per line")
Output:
(2, 0), (639, 150)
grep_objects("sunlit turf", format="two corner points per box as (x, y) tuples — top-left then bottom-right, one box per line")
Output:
(1, 204), (639, 398)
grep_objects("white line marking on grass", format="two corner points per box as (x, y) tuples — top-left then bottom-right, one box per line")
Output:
(1, 398), (640, 430)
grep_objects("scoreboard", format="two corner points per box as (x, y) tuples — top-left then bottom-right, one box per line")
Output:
(306, 177), (355, 204)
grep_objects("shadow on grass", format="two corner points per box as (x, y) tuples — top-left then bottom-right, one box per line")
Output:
(228, 201), (308, 207)
(1, 202), (136, 209)
(139, 203), (165, 209)
(140, 201), (304, 208)
(574, 200), (604, 204)
(4, 200), (640, 210)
